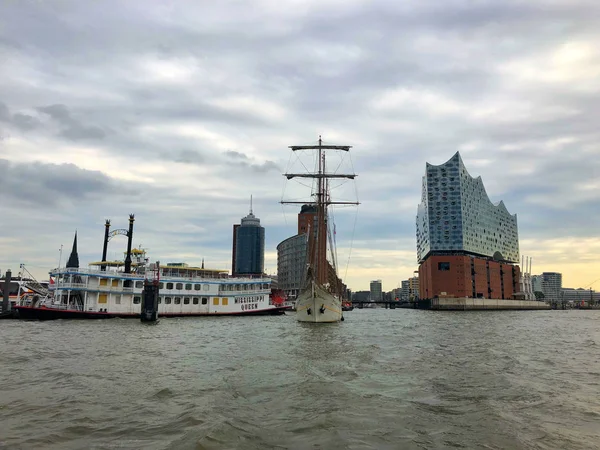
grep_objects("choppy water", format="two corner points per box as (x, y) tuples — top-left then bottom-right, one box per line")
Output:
(1, 309), (599, 450)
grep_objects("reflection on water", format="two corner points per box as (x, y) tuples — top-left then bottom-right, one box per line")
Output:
(1, 310), (599, 449)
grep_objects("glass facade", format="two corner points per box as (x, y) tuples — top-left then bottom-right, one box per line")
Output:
(276, 234), (307, 298)
(234, 212), (265, 275)
(416, 152), (519, 263)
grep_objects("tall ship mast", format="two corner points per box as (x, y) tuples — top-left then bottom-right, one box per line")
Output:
(282, 136), (359, 323)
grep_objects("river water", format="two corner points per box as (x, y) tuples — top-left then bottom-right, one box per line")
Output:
(1, 309), (599, 450)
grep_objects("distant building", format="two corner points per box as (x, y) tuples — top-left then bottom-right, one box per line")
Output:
(400, 280), (409, 301)
(232, 201), (265, 277)
(277, 234), (307, 300)
(352, 291), (370, 302)
(370, 280), (382, 302)
(561, 288), (600, 304)
(416, 152), (521, 300)
(532, 275), (543, 293)
(542, 272), (562, 303)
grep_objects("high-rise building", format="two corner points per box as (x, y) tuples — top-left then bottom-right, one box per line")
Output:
(276, 234), (307, 299)
(232, 200), (265, 277)
(532, 275), (543, 293)
(542, 272), (562, 303)
(416, 152), (521, 300)
(370, 280), (382, 302)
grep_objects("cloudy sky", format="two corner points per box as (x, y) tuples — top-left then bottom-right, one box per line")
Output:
(1, 0), (599, 292)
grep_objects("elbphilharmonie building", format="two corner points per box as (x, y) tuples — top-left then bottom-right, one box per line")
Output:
(416, 152), (522, 301)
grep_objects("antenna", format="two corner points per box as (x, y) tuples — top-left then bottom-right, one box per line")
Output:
(250, 195), (253, 215)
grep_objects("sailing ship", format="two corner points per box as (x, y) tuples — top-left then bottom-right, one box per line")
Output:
(282, 137), (359, 323)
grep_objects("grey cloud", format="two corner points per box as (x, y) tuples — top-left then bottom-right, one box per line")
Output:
(12, 113), (41, 131)
(0, 159), (141, 207)
(0, 102), (9, 121)
(37, 103), (106, 140)
(225, 150), (248, 160)
(174, 150), (205, 164)
(0, 101), (41, 131)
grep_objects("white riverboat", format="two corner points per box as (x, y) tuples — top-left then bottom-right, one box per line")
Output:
(15, 247), (289, 320)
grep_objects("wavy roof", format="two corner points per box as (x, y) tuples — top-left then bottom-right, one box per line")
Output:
(427, 151), (516, 218)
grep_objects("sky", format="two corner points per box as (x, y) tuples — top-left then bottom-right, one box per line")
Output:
(1, 0), (599, 292)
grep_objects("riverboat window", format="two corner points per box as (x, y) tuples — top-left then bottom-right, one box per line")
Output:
(167, 282), (173, 290)
(133, 296), (141, 304)
(176, 283), (183, 290)
(193, 298), (199, 305)
(158, 298), (162, 304)
(100, 278), (108, 286)
(213, 298), (219, 305)
(222, 298), (228, 306)
(438, 262), (450, 271)
(174, 297), (181, 305)
(112, 279), (119, 287)
(184, 298), (190, 305)
(165, 297), (172, 304)
(185, 283), (192, 290)
(159, 282), (164, 289)
(135, 281), (143, 289)
(115, 295), (121, 304)
(203, 284), (209, 291)
(202, 297), (208, 305)
(194, 284), (201, 291)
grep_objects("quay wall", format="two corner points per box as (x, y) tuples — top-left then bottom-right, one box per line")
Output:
(419, 298), (550, 311)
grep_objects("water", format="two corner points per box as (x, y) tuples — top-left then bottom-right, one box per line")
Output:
(1, 310), (599, 450)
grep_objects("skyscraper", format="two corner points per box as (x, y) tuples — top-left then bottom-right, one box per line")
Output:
(416, 152), (521, 300)
(541, 272), (562, 303)
(232, 198), (265, 277)
(370, 280), (382, 302)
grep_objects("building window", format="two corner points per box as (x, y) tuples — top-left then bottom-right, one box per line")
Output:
(438, 262), (450, 271)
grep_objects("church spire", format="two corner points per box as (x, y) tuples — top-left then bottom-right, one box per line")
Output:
(66, 231), (79, 269)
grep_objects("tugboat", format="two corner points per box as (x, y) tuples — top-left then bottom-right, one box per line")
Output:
(281, 137), (359, 323)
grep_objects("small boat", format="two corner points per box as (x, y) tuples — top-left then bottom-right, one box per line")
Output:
(281, 137), (359, 323)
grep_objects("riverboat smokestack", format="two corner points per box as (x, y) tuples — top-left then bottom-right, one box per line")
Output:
(101, 219), (110, 271)
(2, 269), (11, 313)
(124, 214), (135, 274)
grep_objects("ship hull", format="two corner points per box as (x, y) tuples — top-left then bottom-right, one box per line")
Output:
(14, 305), (290, 321)
(295, 283), (342, 323)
